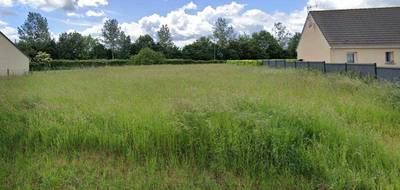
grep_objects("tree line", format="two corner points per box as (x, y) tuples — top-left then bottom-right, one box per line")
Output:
(16, 12), (301, 61)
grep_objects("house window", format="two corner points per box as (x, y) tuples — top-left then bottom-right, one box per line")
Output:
(347, 52), (357, 63)
(385, 52), (394, 64)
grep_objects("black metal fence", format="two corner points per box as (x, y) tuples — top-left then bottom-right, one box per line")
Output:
(264, 60), (400, 81)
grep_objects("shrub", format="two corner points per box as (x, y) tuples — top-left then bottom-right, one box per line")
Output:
(30, 52), (52, 70)
(30, 59), (129, 71)
(165, 59), (226, 65)
(50, 59), (129, 68)
(30, 59), (226, 71)
(130, 48), (166, 65)
(227, 60), (264, 66)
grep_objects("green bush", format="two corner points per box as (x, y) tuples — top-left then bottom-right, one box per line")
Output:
(30, 59), (129, 71)
(227, 60), (264, 66)
(130, 48), (166, 65)
(30, 52), (52, 70)
(30, 59), (225, 71)
(165, 59), (226, 64)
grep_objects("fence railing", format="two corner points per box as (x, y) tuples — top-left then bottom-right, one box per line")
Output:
(264, 60), (400, 81)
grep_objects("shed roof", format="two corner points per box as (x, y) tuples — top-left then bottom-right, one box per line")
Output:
(310, 7), (400, 46)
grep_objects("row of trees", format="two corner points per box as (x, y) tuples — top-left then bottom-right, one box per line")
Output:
(16, 12), (301, 61)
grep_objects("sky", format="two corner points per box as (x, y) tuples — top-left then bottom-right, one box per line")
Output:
(1, 0), (400, 47)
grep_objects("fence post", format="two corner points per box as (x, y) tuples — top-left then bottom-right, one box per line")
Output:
(294, 61), (297, 69)
(374, 63), (378, 79)
(345, 62), (348, 72)
(323, 61), (326, 73)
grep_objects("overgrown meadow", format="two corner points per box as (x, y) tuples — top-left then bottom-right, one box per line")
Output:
(1, 64), (400, 189)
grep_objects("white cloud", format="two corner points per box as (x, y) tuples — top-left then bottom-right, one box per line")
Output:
(0, 0), (108, 11)
(0, 26), (18, 41)
(78, 0), (400, 47)
(0, 20), (7, 25)
(80, 17), (108, 39)
(180, 1), (197, 11)
(66, 12), (83, 17)
(307, 0), (400, 10)
(86, 10), (104, 17)
(66, 29), (76, 33)
(17, 0), (75, 11)
(61, 18), (97, 26)
(114, 2), (302, 47)
(50, 30), (59, 40)
(77, 0), (108, 7)
(0, 0), (12, 7)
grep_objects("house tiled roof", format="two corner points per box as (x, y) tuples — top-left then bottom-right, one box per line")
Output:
(310, 7), (400, 46)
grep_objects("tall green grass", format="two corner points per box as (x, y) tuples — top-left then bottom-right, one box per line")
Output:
(1, 65), (400, 189)
(227, 60), (264, 66)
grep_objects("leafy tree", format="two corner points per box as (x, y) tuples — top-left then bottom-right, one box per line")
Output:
(115, 32), (131, 59)
(57, 32), (87, 59)
(102, 19), (133, 59)
(134, 35), (157, 51)
(156, 25), (181, 58)
(31, 51), (52, 70)
(130, 48), (165, 65)
(83, 35), (97, 59)
(287, 32), (301, 58)
(273, 22), (291, 49)
(46, 39), (58, 59)
(251, 30), (283, 59)
(81, 35), (110, 59)
(92, 43), (111, 59)
(182, 37), (215, 60)
(17, 12), (52, 58)
(129, 43), (140, 56)
(102, 19), (122, 59)
(165, 45), (182, 59)
(213, 18), (235, 59)
(213, 18), (235, 48)
(18, 12), (51, 43)
(157, 25), (173, 48)
(226, 34), (259, 60)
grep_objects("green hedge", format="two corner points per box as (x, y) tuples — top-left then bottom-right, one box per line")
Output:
(226, 60), (264, 66)
(165, 59), (226, 65)
(30, 59), (226, 71)
(30, 59), (129, 71)
(130, 48), (166, 65)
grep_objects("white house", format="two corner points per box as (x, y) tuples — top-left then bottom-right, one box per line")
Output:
(297, 7), (400, 67)
(0, 31), (30, 76)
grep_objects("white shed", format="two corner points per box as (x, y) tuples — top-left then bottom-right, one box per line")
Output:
(0, 31), (30, 76)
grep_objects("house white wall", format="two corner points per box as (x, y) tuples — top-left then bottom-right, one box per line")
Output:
(297, 15), (331, 63)
(331, 47), (400, 67)
(297, 15), (400, 68)
(0, 33), (30, 76)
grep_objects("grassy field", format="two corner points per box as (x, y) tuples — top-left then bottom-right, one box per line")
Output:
(1, 64), (400, 189)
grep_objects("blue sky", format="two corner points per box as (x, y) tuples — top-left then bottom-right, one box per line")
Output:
(1, 0), (400, 46)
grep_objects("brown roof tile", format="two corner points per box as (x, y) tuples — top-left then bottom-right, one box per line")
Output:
(310, 7), (400, 46)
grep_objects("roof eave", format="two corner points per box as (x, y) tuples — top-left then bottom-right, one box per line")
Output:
(331, 44), (400, 49)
